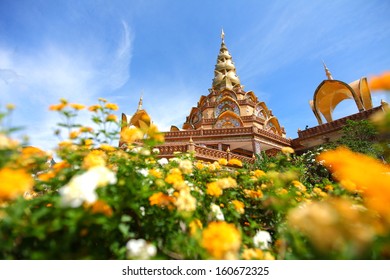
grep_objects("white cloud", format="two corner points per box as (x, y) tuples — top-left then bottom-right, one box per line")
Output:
(0, 21), (133, 151)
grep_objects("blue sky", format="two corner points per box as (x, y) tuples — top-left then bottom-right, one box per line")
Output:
(1, 0), (389, 150)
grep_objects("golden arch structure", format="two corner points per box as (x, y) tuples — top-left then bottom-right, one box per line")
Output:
(310, 77), (373, 125)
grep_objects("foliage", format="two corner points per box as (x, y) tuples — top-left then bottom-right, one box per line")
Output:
(1, 98), (390, 260)
(327, 119), (382, 158)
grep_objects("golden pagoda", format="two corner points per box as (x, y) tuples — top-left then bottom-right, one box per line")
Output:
(156, 31), (291, 162)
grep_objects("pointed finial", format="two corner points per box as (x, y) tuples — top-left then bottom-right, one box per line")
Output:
(221, 29), (225, 42)
(137, 91), (143, 111)
(322, 60), (333, 80)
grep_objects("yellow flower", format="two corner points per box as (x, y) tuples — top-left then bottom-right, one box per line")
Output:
(227, 158), (242, 167)
(241, 248), (274, 260)
(99, 143), (116, 152)
(218, 158), (228, 166)
(98, 97), (107, 103)
(148, 168), (161, 178)
(69, 130), (81, 139)
(206, 182), (223, 197)
(88, 105), (102, 112)
(174, 190), (197, 212)
(281, 147), (294, 155)
(287, 198), (375, 254)
(79, 126), (94, 133)
(53, 161), (70, 171)
(105, 103), (119, 111)
(195, 161), (204, 169)
(120, 127), (144, 144)
(216, 177), (237, 189)
(69, 103), (85, 110)
(83, 139), (94, 147)
(165, 168), (184, 187)
(231, 200), (245, 214)
(82, 150), (106, 169)
(369, 71), (390, 91)
(253, 169), (266, 178)
(244, 189), (264, 199)
(106, 114), (118, 122)
(189, 219), (203, 236)
(292, 180), (307, 192)
(202, 221), (241, 259)
(38, 171), (56, 181)
(6, 103), (15, 110)
(0, 168), (34, 200)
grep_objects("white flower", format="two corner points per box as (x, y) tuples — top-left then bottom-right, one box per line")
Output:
(59, 166), (116, 208)
(152, 148), (160, 154)
(126, 239), (157, 259)
(210, 203), (224, 221)
(179, 159), (193, 174)
(253, 230), (272, 250)
(157, 158), (168, 166)
(140, 206), (145, 216)
(137, 168), (149, 177)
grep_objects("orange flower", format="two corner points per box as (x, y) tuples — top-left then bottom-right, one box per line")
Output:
(88, 200), (113, 217)
(318, 147), (390, 220)
(82, 150), (106, 169)
(69, 130), (81, 139)
(253, 169), (266, 178)
(202, 221), (241, 259)
(49, 103), (66, 111)
(370, 71), (390, 91)
(0, 168), (34, 200)
(149, 192), (175, 208)
(189, 219), (203, 236)
(106, 114), (118, 122)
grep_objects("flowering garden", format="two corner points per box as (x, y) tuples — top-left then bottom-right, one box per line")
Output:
(0, 73), (390, 260)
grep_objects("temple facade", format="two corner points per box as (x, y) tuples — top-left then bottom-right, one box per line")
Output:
(120, 31), (387, 161)
(155, 31), (290, 163)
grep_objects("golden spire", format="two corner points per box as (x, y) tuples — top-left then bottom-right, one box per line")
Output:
(212, 30), (241, 91)
(137, 92), (143, 111)
(322, 61), (333, 80)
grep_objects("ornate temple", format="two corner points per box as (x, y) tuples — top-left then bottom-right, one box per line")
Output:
(154, 31), (291, 163)
(120, 31), (387, 161)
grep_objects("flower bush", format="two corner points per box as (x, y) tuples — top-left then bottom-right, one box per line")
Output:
(0, 94), (390, 260)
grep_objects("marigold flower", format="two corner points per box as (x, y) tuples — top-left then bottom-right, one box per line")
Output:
(38, 171), (56, 181)
(231, 200), (245, 214)
(149, 168), (163, 178)
(0, 168), (34, 200)
(79, 126), (94, 133)
(253, 169), (266, 178)
(99, 143), (116, 152)
(206, 182), (223, 197)
(49, 103), (66, 111)
(174, 190), (197, 212)
(218, 158), (228, 166)
(149, 192), (175, 208)
(227, 158), (242, 167)
(244, 189), (264, 199)
(318, 147), (390, 220)
(105, 103), (119, 111)
(202, 221), (241, 259)
(53, 161), (70, 171)
(69, 103), (85, 110)
(69, 130), (81, 139)
(189, 219), (203, 236)
(120, 127), (144, 144)
(88, 105), (102, 112)
(106, 114), (118, 122)
(281, 147), (294, 155)
(82, 150), (106, 169)
(369, 71), (390, 91)
(88, 200), (113, 217)
(241, 248), (275, 260)
(165, 168), (184, 187)
(292, 180), (307, 192)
